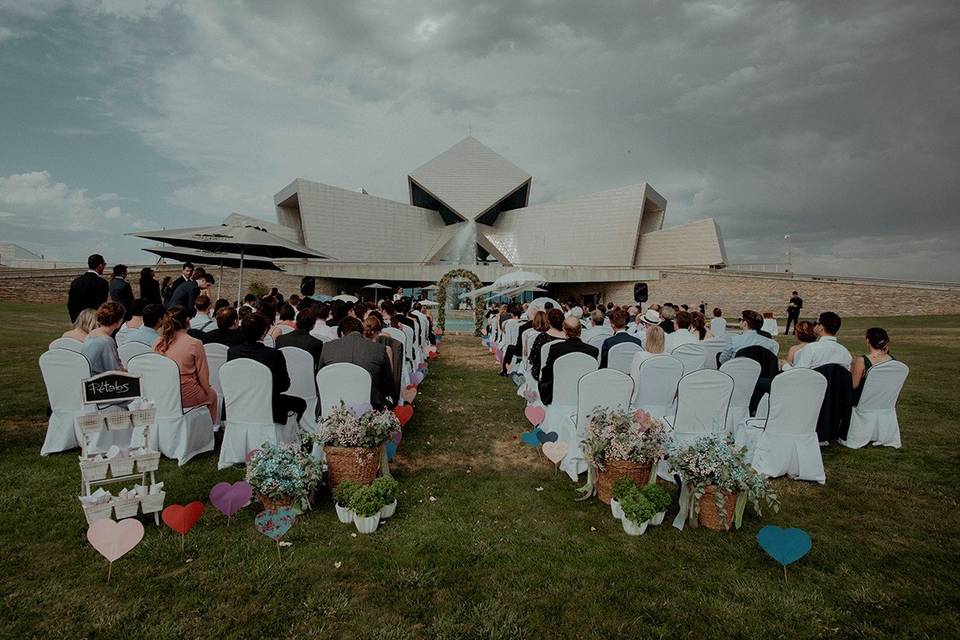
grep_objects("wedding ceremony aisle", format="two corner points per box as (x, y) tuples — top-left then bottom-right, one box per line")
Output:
(2, 303), (959, 638)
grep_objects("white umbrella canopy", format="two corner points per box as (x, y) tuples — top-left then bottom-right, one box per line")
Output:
(363, 282), (391, 302)
(333, 294), (358, 303)
(492, 270), (547, 288)
(419, 299), (439, 307)
(528, 297), (561, 312)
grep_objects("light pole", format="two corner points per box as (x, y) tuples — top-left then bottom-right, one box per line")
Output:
(784, 234), (792, 273)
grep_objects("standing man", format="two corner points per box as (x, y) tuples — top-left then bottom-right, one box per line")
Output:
(786, 290), (803, 334)
(67, 254), (109, 322)
(163, 262), (194, 305)
(167, 268), (213, 317)
(108, 264), (134, 320)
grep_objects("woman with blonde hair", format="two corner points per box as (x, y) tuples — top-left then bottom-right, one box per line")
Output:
(153, 306), (218, 422)
(631, 325), (666, 370)
(80, 302), (126, 374)
(63, 307), (98, 342)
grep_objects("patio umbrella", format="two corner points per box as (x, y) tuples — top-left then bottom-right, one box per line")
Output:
(310, 294), (333, 302)
(492, 270), (547, 288)
(528, 297), (561, 313)
(129, 223), (331, 301)
(363, 282), (391, 303)
(333, 294), (358, 303)
(143, 246), (284, 299)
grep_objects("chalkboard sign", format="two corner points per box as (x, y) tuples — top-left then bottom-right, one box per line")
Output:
(81, 371), (142, 404)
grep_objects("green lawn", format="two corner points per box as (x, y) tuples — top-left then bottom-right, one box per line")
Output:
(1, 304), (958, 639)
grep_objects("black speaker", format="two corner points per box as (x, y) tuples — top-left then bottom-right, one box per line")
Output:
(300, 276), (316, 297)
(633, 282), (648, 303)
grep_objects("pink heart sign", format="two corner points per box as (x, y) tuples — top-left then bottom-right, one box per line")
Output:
(524, 406), (545, 427)
(542, 441), (568, 464)
(210, 481), (253, 518)
(87, 518), (144, 563)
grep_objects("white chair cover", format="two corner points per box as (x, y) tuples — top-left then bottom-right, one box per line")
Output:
(560, 369), (633, 480)
(317, 362), (372, 417)
(743, 368), (828, 483)
(118, 341), (152, 367)
(263, 334), (275, 348)
(38, 349), (91, 455)
(664, 369), (734, 452)
(383, 327), (411, 395)
(586, 333), (608, 352)
(413, 311), (430, 352)
(671, 342), (707, 375)
(202, 343), (228, 428)
(279, 346), (318, 431)
(762, 318), (780, 336)
(844, 360), (909, 449)
(217, 358), (298, 469)
(700, 336), (728, 370)
(607, 341), (642, 374)
(400, 324), (419, 368)
(128, 353), (214, 465)
(276, 324), (295, 335)
(48, 337), (83, 352)
(630, 354), (683, 418)
(719, 357), (761, 433)
(540, 352), (597, 474)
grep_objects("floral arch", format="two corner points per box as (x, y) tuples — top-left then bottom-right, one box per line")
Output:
(435, 268), (485, 336)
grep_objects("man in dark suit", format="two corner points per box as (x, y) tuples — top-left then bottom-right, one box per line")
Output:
(67, 254), (109, 322)
(785, 290), (803, 334)
(108, 264), (135, 320)
(163, 262), (194, 305)
(599, 308), (644, 368)
(499, 304), (526, 375)
(226, 312), (306, 425)
(167, 268), (213, 317)
(201, 306), (245, 347)
(276, 306), (324, 371)
(318, 317), (395, 409)
(539, 317), (600, 405)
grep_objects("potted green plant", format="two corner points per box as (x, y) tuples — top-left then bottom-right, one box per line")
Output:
(619, 491), (655, 536)
(610, 476), (638, 521)
(372, 476), (399, 519)
(578, 408), (668, 504)
(641, 484), (672, 525)
(246, 441), (324, 511)
(669, 434), (779, 531)
(333, 480), (360, 524)
(312, 404), (401, 490)
(349, 485), (384, 534)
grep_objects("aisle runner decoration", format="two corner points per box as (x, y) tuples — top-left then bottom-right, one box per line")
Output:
(162, 501), (204, 552)
(87, 518), (144, 581)
(255, 507), (296, 561)
(669, 434), (779, 531)
(576, 408), (668, 504)
(435, 268), (484, 336)
(209, 481), (253, 523)
(757, 525), (812, 579)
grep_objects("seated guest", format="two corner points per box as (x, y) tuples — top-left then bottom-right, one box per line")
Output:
(124, 303), (165, 346)
(310, 304), (338, 341)
(227, 312), (306, 424)
(710, 307), (726, 337)
(318, 317), (395, 409)
(275, 306), (325, 370)
(278, 303), (297, 330)
(189, 295), (216, 332)
(213, 298), (231, 313)
(242, 293), (258, 310)
(784, 320), (817, 367)
(599, 308), (644, 368)
(365, 314), (402, 400)
(500, 305), (533, 375)
(201, 306), (245, 347)
(153, 306), (218, 422)
(116, 298), (147, 345)
(632, 325), (666, 369)
(790, 311), (852, 370)
(524, 310), (549, 360)
(583, 309), (611, 342)
(529, 308), (566, 380)
(690, 311), (712, 341)
(498, 305), (523, 376)
(631, 308), (661, 344)
(665, 310), (698, 352)
(718, 310), (780, 364)
(659, 304), (676, 334)
(852, 327), (895, 394)
(62, 308), (98, 342)
(256, 298), (283, 341)
(81, 302), (126, 374)
(539, 317), (600, 405)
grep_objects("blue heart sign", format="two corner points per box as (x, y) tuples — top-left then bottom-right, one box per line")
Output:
(757, 525), (812, 568)
(535, 429), (558, 444)
(386, 440), (397, 461)
(520, 430), (540, 447)
(255, 507), (296, 541)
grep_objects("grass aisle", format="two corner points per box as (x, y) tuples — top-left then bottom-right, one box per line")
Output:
(1, 304), (958, 638)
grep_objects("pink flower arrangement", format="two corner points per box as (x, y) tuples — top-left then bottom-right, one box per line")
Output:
(581, 407), (668, 470)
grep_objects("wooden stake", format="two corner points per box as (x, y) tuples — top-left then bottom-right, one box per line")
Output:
(783, 565), (788, 582)
(276, 540), (282, 563)
(180, 534), (185, 556)
(107, 561), (112, 582)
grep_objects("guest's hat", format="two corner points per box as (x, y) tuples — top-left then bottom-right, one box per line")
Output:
(640, 309), (661, 325)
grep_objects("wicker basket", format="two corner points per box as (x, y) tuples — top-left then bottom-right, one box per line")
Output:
(697, 486), (739, 531)
(260, 495), (294, 511)
(130, 407), (156, 428)
(595, 459), (653, 505)
(141, 491), (166, 514)
(324, 446), (379, 490)
(81, 501), (112, 525)
(109, 456), (136, 477)
(77, 413), (106, 434)
(134, 450), (161, 473)
(111, 496), (140, 519)
(79, 457), (109, 481)
(106, 412), (131, 430)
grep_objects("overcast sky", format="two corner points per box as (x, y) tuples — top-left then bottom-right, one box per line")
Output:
(1, 1), (958, 280)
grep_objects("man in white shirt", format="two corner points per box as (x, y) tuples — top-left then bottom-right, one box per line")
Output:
(719, 310), (780, 364)
(790, 311), (852, 370)
(582, 309), (611, 343)
(310, 305), (338, 341)
(710, 307), (726, 338)
(665, 310), (699, 352)
(189, 295), (217, 332)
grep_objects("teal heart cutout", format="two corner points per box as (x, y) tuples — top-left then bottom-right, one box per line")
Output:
(757, 525), (811, 566)
(386, 440), (397, 461)
(520, 430), (540, 447)
(255, 507), (296, 541)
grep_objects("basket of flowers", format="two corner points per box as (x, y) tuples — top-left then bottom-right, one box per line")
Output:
(246, 441), (324, 511)
(579, 408), (668, 504)
(669, 434), (779, 531)
(311, 404), (400, 490)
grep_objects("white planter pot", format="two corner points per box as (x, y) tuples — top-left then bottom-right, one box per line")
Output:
(650, 511), (666, 526)
(610, 498), (623, 520)
(621, 518), (650, 536)
(380, 499), (397, 519)
(353, 513), (381, 534)
(335, 502), (353, 524)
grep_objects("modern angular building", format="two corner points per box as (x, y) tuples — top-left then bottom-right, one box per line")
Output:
(238, 137), (726, 302)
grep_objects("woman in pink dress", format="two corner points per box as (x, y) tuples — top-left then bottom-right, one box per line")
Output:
(153, 306), (219, 422)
